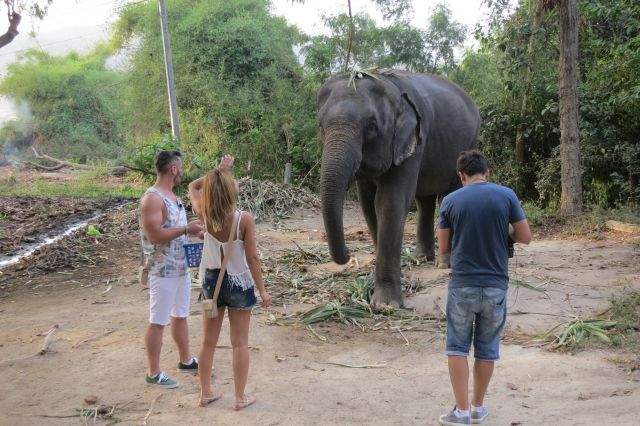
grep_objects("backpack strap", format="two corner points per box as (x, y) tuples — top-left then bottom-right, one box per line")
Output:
(235, 210), (243, 240)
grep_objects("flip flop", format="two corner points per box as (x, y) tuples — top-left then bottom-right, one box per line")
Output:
(233, 395), (256, 411)
(198, 391), (223, 407)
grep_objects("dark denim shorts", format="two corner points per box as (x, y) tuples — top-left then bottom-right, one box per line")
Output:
(202, 268), (256, 310)
(445, 286), (507, 361)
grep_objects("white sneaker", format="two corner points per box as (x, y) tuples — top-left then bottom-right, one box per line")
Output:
(471, 406), (489, 424)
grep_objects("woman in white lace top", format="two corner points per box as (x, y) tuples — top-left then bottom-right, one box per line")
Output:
(188, 155), (272, 410)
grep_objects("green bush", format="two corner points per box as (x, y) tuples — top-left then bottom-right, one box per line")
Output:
(115, 0), (319, 187)
(0, 46), (125, 162)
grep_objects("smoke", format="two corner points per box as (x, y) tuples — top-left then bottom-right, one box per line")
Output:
(1, 100), (36, 164)
(14, 100), (34, 123)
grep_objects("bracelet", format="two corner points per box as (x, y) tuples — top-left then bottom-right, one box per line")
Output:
(182, 226), (187, 236)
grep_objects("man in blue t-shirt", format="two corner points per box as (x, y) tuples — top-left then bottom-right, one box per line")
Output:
(437, 150), (531, 426)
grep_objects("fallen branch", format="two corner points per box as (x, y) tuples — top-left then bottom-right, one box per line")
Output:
(27, 401), (134, 422)
(0, 324), (59, 366)
(33, 414), (81, 419)
(511, 278), (547, 294)
(31, 146), (91, 170)
(72, 330), (115, 349)
(511, 311), (572, 318)
(303, 364), (324, 372)
(20, 160), (66, 172)
(392, 326), (410, 346)
(142, 394), (162, 426)
(322, 361), (387, 369)
(296, 159), (320, 188)
(38, 324), (59, 355)
(216, 345), (260, 351)
(307, 324), (327, 342)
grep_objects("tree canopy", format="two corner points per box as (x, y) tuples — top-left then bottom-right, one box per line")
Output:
(455, 0), (640, 206)
(303, 2), (466, 82)
(1, 0), (638, 207)
(113, 0), (318, 181)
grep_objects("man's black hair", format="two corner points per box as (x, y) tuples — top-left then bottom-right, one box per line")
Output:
(456, 150), (489, 176)
(155, 150), (181, 174)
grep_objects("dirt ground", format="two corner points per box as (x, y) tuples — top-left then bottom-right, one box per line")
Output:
(0, 196), (125, 258)
(0, 201), (639, 425)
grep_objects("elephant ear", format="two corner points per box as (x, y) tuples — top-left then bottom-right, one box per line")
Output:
(380, 71), (431, 166)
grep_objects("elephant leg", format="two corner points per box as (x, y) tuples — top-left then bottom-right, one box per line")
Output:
(415, 195), (437, 261)
(371, 166), (419, 308)
(357, 180), (377, 247)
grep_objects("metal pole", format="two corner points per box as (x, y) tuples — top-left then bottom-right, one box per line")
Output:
(158, 0), (180, 142)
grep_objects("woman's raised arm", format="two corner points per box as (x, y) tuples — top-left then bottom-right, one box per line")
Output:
(188, 155), (235, 218)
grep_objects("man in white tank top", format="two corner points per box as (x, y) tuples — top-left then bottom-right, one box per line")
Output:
(139, 150), (204, 389)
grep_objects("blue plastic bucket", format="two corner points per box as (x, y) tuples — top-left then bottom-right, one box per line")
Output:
(183, 243), (204, 267)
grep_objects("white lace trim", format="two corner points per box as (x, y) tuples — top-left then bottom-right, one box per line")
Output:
(226, 270), (255, 291)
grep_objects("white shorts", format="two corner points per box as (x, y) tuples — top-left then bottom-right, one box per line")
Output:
(149, 273), (191, 326)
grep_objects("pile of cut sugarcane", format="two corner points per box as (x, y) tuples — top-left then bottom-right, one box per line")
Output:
(540, 318), (618, 350)
(238, 178), (320, 222)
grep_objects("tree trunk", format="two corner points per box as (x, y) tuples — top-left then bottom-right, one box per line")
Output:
(0, 12), (20, 49)
(558, 0), (582, 215)
(515, 1), (545, 165)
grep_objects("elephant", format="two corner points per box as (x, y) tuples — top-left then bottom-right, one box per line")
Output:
(317, 69), (481, 307)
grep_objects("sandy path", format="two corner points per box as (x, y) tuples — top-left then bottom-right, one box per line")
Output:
(1, 282), (638, 425)
(0, 207), (638, 425)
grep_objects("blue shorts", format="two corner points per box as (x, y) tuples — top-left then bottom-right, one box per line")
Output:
(445, 286), (507, 361)
(202, 269), (256, 310)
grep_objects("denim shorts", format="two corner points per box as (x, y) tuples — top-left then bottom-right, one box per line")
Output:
(445, 286), (507, 361)
(202, 269), (256, 310)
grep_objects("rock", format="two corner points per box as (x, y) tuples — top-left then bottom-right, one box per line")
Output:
(84, 395), (98, 405)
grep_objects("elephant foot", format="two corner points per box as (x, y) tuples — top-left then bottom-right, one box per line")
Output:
(414, 243), (435, 262)
(331, 251), (351, 266)
(371, 286), (403, 309)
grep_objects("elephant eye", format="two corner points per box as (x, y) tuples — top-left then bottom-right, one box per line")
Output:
(365, 120), (378, 139)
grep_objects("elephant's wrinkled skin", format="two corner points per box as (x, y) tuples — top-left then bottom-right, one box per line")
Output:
(317, 70), (480, 307)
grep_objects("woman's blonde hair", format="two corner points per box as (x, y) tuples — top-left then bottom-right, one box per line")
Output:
(201, 169), (238, 233)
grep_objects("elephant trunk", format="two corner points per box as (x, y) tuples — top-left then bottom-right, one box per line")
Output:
(320, 129), (360, 265)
